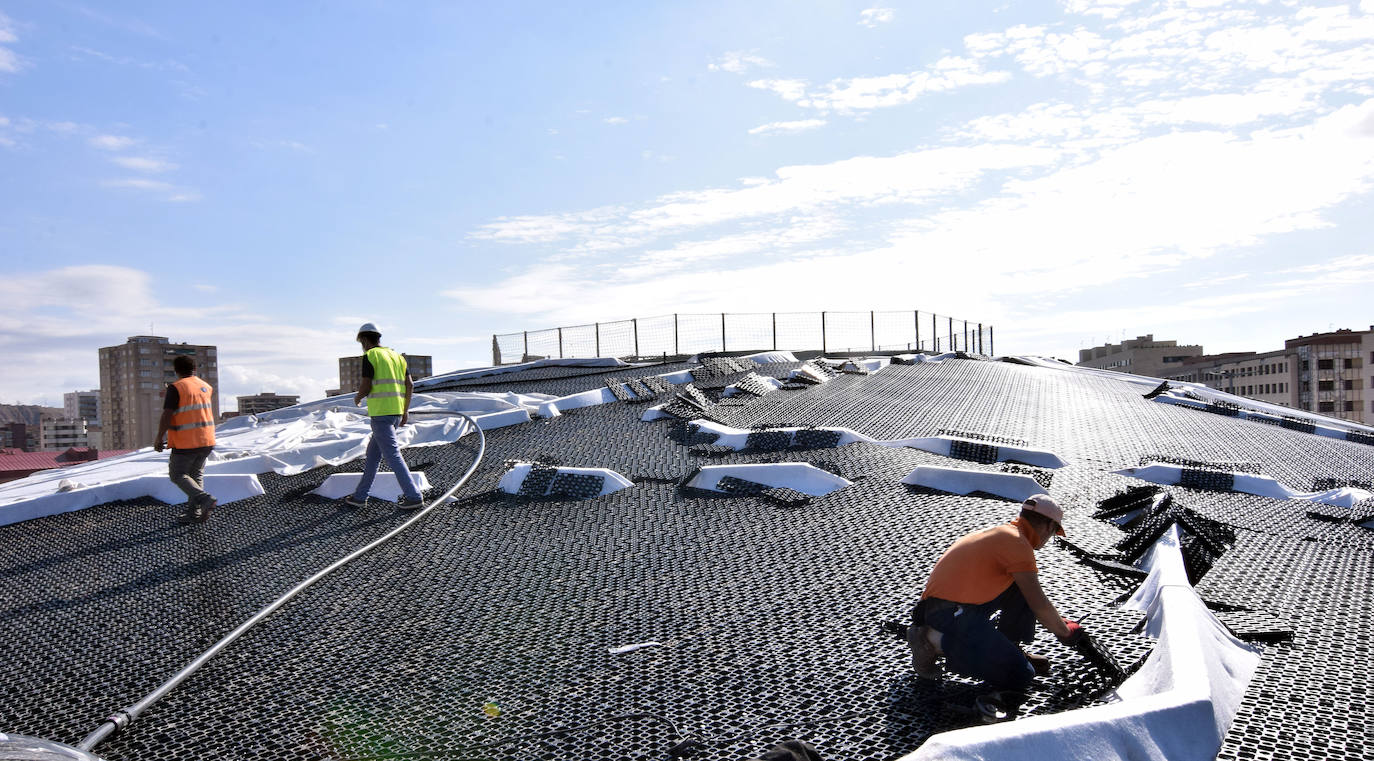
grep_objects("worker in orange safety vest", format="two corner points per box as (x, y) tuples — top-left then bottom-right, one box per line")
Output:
(154, 355), (217, 524)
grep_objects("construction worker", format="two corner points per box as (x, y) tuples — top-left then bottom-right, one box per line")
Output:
(908, 494), (1084, 689)
(154, 355), (217, 524)
(343, 323), (425, 509)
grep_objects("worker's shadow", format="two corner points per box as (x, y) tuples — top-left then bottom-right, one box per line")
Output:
(878, 674), (988, 757)
(0, 496), (397, 627)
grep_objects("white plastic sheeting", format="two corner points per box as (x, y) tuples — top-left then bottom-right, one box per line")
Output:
(0, 474), (265, 527)
(903, 525), (1260, 761)
(497, 463), (634, 497)
(900, 466), (1046, 503)
(686, 463), (852, 496)
(0, 391), (538, 525)
(312, 472), (433, 502)
(1113, 463), (1374, 507)
(739, 350), (798, 364)
(537, 370), (695, 418)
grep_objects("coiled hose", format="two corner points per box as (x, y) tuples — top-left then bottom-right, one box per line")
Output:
(77, 413), (487, 752)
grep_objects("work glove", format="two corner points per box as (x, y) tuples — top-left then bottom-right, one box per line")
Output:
(1059, 618), (1085, 645)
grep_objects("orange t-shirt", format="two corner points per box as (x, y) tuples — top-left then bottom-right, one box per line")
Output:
(921, 517), (1039, 605)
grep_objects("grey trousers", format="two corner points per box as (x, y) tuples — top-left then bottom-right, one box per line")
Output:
(168, 446), (213, 505)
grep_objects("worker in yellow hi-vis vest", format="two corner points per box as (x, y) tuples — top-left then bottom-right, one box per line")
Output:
(344, 323), (425, 509)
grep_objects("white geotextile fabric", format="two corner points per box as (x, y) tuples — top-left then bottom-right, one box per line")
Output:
(1151, 387), (1374, 439)
(686, 463), (852, 496)
(539, 370), (695, 418)
(739, 350), (798, 363)
(900, 466), (1046, 503)
(313, 472), (433, 501)
(0, 391), (541, 524)
(0, 474), (265, 527)
(498, 463), (634, 497)
(904, 525), (1260, 761)
(1113, 464), (1374, 507)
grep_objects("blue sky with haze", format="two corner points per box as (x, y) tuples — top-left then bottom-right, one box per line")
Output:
(2, 1), (1373, 409)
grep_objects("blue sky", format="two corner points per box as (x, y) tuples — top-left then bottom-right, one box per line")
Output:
(2, 0), (1373, 410)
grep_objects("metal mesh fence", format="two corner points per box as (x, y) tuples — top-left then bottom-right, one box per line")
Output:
(492, 311), (991, 364)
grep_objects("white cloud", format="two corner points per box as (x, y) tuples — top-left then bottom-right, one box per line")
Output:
(103, 178), (175, 191)
(709, 51), (774, 73)
(110, 156), (177, 172)
(0, 11), (23, 73)
(603, 116), (629, 125)
(89, 135), (135, 151)
(750, 57), (1011, 113)
(859, 8), (895, 28)
(748, 119), (827, 135)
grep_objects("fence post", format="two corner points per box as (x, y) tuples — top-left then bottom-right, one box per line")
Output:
(914, 311), (920, 352)
(949, 317), (955, 353)
(595, 322), (600, 357)
(558, 327), (564, 359)
(721, 313), (727, 352)
(821, 312), (827, 354)
(989, 325), (994, 356)
(870, 311), (876, 352)
(978, 323), (983, 354)
(633, 318), (639, 358)
(492, 335), (500, 366)
(932, 313), (938, 352)
(772, 313), (777, 351)
(674, 314), (679, 356)
(964, 321), (969, 353)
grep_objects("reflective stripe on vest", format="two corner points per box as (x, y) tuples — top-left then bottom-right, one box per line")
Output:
(365, 347), (408, 416)
(168, 376), (216, 449)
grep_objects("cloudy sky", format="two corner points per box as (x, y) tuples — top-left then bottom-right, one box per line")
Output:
(2, 0), (1373, 410)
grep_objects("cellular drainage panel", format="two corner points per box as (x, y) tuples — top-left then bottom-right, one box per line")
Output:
(4, 356), (1374, 761)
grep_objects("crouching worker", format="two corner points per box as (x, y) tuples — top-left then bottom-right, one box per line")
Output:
(908, 494), (1084, 689)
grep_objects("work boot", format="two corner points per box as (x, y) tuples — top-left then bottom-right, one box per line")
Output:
(396, 494), (425, 510)
(907, 624), (943, 680)
(177, 496), (214, 524)
(342, 494), (368, 508)
(1023, 650), (1051, 676)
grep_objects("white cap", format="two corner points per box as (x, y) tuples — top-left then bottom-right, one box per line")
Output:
(1022, 493), (1066, 536)
(356, 322), (380, 338)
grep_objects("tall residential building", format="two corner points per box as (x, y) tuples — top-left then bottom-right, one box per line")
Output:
(63, 390), (101, 426)
(0, 423), (36, 452)
(1165, 350), (1295, 410)
(99, 336), (219, 450)
(236, 392), (300, 416)
(1077, 335), (1205, 378)
(40, 418), (90, 450)
(337, 353), (433, 394)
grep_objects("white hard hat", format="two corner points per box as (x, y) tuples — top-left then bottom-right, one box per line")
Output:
(356, 322), (381, 338)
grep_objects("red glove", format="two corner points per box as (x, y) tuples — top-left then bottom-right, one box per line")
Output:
(1060, 618), (1085, 645)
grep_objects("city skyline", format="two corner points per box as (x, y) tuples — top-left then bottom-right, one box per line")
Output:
(3, 1), (1373, 408)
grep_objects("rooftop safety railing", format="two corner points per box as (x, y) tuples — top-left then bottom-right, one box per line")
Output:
(491, 311), (993, 366)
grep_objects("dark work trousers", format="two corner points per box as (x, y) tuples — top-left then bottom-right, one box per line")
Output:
(923, 583), (1037, 690)
(168, 446), (214, 506)
(351, 415), (422, 502)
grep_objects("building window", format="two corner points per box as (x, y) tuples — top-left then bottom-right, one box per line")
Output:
(1344, 401), (1356, 412)
(1318, 380), (1334, 391)
(1344, 379), (1355, 391)
(1302, 361), (1310, 372)
(1318, 359), (1334, 370)
(1318, 401), (1335, 412)
(1346, 358), (1361, 369)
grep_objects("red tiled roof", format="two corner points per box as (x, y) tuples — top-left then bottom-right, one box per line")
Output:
(0, 448), (136, 474)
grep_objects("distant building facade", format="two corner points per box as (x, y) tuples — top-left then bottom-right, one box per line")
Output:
(0, 423), (36, 452)
(99, 336), (219, 450)
(1285, 328), (1373, 424)
(40, 418), (90, 450)
(337, 353), (433, 395)
(1077, 335), (1204, 379)
(63, 390), (101, 426)
(235, 392), (300, 417)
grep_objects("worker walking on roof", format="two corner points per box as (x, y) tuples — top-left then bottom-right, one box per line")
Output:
(154, 356), (217, 524)
(344, 323), (425, 509)
(908, 494), (1085, 689)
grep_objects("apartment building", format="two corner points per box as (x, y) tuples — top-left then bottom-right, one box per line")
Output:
(99, 336), (219, 450)
(1166, 350), (1295, 410)
(63, 390), (101, 426)
(337, 353), (433, 394)
(1077, 335), (1205, 379)
(1286, 328), (1373, 424)
(236, 392), (300, 416)
(39, 418), (90, 450)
